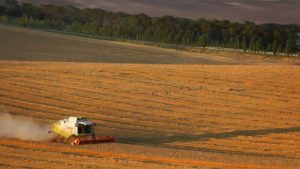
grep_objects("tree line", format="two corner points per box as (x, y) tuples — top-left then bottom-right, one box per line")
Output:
(0, 0), (299, 55)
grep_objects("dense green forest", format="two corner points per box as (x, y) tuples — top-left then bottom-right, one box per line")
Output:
(0, 0), (299, 55)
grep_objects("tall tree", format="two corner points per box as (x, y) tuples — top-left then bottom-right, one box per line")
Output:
(241, 37), (248, 52)
(4, 0), (21, 17)
(198, 33), (209, 47)
(0, 5), (5, 15)
(256, 38), (263, 51)
(272, 40), (278, 55)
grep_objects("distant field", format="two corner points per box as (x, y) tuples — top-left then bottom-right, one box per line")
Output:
(1, 25), (299, 65)
(0, 61), (299, 168)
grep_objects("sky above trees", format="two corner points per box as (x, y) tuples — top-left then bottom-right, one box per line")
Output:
(18, 0), (300, 24)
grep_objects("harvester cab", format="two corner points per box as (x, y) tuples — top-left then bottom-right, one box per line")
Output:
(52, 117), (114, 145)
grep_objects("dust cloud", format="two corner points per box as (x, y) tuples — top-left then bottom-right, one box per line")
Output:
(0, 113), (52, 141)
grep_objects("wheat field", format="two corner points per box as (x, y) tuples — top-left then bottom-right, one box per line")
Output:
(0, 25), (300, 169)
(0, 61), (299, 168)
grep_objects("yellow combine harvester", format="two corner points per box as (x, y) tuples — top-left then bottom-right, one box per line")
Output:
(51, 117), (114, 145)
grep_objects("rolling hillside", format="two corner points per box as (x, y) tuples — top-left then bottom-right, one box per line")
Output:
(0, 25), (299, 169)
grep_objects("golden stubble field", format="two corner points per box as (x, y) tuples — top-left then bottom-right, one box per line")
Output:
(0, 61), (299, 169)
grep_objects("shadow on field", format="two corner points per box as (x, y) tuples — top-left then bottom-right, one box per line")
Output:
(118, 126), (300, 145)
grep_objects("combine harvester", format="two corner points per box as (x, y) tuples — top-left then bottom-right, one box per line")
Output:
(51, 117), (114, 145)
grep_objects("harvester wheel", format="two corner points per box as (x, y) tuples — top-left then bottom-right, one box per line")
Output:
(67, 136), (81, 145)
(73, 138), (81, 145)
